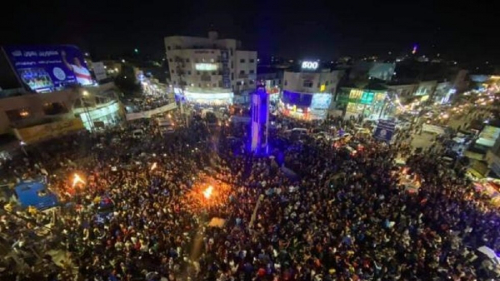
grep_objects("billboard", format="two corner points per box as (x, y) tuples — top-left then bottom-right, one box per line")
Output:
(92, 62), (107, 81)
(4, 45), (92, 92)
(310, 93), (332, 109)
(125, 102), (178, 121)
(373, 120), (396, 142)
(221, 50), (230, 88)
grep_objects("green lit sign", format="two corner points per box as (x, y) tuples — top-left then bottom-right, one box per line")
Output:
(360, 92), (374, 104)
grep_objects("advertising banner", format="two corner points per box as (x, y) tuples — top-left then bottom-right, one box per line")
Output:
(221, 50), (230, 88)
(14, 118), (85, 144)
(126, 112), (147, 121)
(311, 93), (333, 109)
(125, 102), (178, 121)
(92, 62), (107, 81)
(4, 45), (92, 92)
(373, 120), (396, 142)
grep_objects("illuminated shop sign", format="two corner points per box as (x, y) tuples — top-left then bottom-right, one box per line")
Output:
(360, 92), (374, 104)
(349, 89), (363, 100)
(301, 61), (319, 70)
(195, 63), (218, 71)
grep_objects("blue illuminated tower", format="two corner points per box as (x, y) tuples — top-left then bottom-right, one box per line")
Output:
(249, 86), (269, 154)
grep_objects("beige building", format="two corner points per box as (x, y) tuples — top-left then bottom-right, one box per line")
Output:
(164, 31), (257, 103)
(279, 67), (343, 120)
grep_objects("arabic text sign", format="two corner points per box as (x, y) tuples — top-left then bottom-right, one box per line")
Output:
(14, 118), (84, 144)
(4, 45), (92, 92)
(373, 120), (396, 142)
(126, 102), (178, 121)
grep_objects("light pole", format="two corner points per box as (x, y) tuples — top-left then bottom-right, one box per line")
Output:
(20, 141), (28, 157)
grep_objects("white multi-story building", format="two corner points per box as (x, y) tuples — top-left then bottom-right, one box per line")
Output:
(164, 31), (257, 104)
(279, 62), (343, 120)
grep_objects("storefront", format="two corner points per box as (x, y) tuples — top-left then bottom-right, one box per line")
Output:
(278, 90), (333, 120)
(78, 101), (124, 131)
(344, 88), (387, 119)
(182, 89), (234, 105)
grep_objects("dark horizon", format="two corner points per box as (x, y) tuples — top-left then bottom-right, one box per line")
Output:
(3, 0), (500, 65)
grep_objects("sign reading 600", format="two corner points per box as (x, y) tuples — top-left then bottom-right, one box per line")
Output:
(301, 61), (319, 70)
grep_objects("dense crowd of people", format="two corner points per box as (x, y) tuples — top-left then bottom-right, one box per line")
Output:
(0, 110), (500, 281)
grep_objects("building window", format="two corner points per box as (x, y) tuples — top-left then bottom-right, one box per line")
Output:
(43, 102), (68, 115)
(250, 59), (255, 63)
(240, 59), (246, 63)
(171, 70), (175, 73)
(249, 70), (255, 74)
(195, 58), (199, 63)
(213, 83), (216, 87)
(249, 80), (254, 85)
(169, 58), (173, 62)
(231, 73), (234, 80)
(240, 70), (245, 74)
(6, 108), (31, 122)
(230, 48), (233, 56)
(231, 61), (233, 69)
(198, 83), (201, 87)
(197, 71), (200, 75)
(212, 72), (216, 75)
(187, 71), (191, 75)
(284, 80), (288, 86)
(303, 81), (313, 88)
(185, 58), (190, 63)
(167, 46), (171, 50)
(175, 45), (180, 49)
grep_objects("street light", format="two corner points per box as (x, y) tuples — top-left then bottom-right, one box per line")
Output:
(19, 141), (28, 156)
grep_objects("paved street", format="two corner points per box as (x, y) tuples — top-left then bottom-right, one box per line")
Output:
(410, 131), (436, 152)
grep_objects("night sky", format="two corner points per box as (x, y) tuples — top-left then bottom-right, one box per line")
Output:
(3, 0), (499, 63)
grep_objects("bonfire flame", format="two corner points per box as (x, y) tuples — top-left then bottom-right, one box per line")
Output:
(72, 173), (85, 187)
(151, 162), (157, 171)
(203, 185), (214, 199)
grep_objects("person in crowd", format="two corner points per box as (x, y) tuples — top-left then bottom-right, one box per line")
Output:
(0, 109), (498, 281)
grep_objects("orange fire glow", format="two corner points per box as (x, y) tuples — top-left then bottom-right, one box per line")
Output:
(203, 186), (214, 199)
(72, 173), (85, 187)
